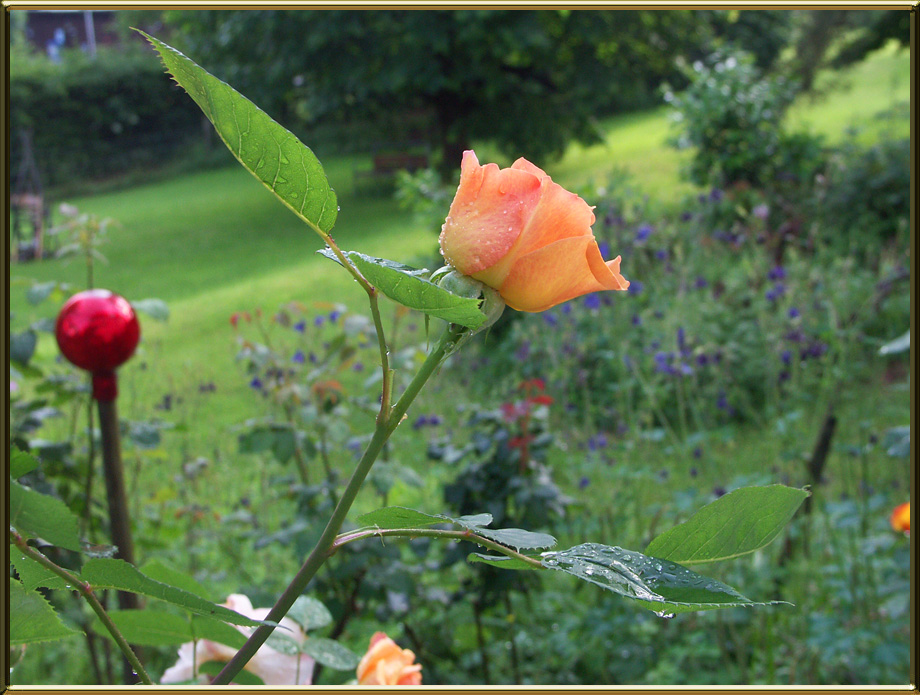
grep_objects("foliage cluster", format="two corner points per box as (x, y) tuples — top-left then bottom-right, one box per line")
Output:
(9, 44), (206, 193)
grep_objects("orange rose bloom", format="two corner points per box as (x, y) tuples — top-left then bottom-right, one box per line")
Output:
(890, 502), (910, 534)
(439, 150), (629, 313)
(356, 632), (422, 686)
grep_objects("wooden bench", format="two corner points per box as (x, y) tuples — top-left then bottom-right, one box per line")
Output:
(354, 148), (430, 191)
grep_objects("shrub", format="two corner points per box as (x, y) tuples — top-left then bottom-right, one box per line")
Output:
(9, 45), (205, 192)
(665, 49), (822, 192)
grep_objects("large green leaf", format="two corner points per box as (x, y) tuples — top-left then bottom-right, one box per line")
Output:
(10, 446), (39, 478)
(298, 637), (360, 671)
(541, 543), (784, 615)
(97, 609), (192, 646)
(10, 545), (71, 591)
(81, 558), (270, 627)
(10, 581), (82, 644)
(287, 596), (333, 632)
(141, 32), (337, 235)
(10, 480), (82, 552)
(645, 485), (808, 565)
(319, 249), (486, 329)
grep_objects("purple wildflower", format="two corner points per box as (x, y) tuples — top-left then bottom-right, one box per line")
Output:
(767, 266), (787, 281)
(788, 307), (800, 319)
(627, 281), (644, 296)
(329, 310), (341, 323)
(293, 320), (306, 333)
(655, 249), (669, 261)
(249, 377), (263, 390)
(584, 293), (601, 310)
(543, 312), (559, 327)
(578, 476), (591, 490)
(292, 350), (306, 364)
(635, 225), (653, 243)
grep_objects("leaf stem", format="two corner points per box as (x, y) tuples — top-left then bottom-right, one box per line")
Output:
(331, 527), (545, 569)
(212, 324), (467, 685)
(9, 529), (152, 685)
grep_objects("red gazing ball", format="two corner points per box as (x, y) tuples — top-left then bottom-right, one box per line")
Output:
(55, 290), (140, 374)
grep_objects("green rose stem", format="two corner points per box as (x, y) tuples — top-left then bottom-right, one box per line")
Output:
(213, 323), (468, 685)
(331, 528), (544, 569)
(8, 529), (153, 685)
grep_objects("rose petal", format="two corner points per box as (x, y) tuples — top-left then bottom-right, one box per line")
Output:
(489, 236), (628, 312)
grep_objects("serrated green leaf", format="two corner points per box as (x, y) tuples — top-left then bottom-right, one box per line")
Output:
(10, 480), (82, 551)
(10, 581), (82, 644)
(542, 543), (785, 614)
(10, 447), (39, 478)
(10, 545), (72, 591)
(190, 615), (248, 650)
(645, 485), (809, 565)
(299, 637), (360, 670)
(318, 248), (486, 329)
(468, 553), (540, 570)
(473, 527), (557, 551)
(132, 298), (170, 322)
(140, 558), (212, 599)
(356, 506), (445, 529)
(451, 513), (494, 529)
(81, 558), (269, 627)
(96, 609), (193, 646)
(141, 32), (337, 235)
(287, 596), (332, 631)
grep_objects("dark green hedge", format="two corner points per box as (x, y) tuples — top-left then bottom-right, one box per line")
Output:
(10, 45), (206, 191)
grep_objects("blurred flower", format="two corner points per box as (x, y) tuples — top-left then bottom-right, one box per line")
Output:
(655, 248), (669, 261)
(583, 293), (601, 310)
(352, 362), (364, 372)
(10, 380), (19, 393)
(292, 350), (306, 364)
(160, 594), (314, 685)
(578, 476), (591, 489)
(356, 632), (422, 686)
(890, 502), (910, 535)
(293, 320), (306, 333)
(709, 188), (724, 202)
(635, 224), (653, 243)
(314, 315), (325, 327)
(543, 311), (559, 327)
(329, 310), (341, 323)
(694, 276), (709, 289)
(765, 283), (785, 302)
(438, 150), (629, 312)
(787, 307), (801, 319)
(767, 266), (786, 281)
(631, 314), (642, 326)
(587, 433), (608, 451)
(627, 280), (644, 296)
(752, 203), (770, 220)
(249, 377), (263, 391)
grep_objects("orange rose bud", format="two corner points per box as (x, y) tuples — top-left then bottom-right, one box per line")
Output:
(439, 150), (629, 313)
(356, 632), (422, 686)
(890, 502), (910, 534)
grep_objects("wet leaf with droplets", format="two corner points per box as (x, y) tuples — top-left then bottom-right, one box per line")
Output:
(141, 32), (338, 236)
(541, 543), (788, 614)
(317, 249), (487, 329)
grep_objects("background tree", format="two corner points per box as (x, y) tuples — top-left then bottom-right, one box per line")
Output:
(165, 9), (716, 173)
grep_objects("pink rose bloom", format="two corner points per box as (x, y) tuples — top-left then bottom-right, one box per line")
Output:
(356, 631), (422, 685)
(160, 594), (314, 685)
(439, 150), (629, 313)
